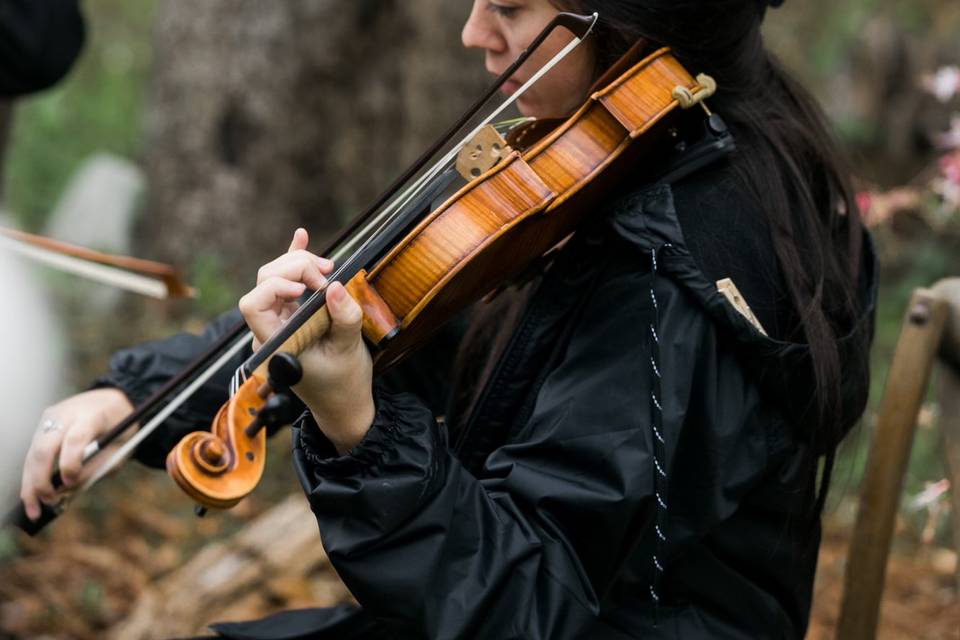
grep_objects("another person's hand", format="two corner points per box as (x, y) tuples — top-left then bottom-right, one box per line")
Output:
(19, 387), (133, 520)
(239, 228), (374, 454)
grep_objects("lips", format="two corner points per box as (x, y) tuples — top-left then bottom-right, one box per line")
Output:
(500, 78), (523, 96)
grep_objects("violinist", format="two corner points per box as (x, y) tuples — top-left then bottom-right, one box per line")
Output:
(20, 0), (876, 638)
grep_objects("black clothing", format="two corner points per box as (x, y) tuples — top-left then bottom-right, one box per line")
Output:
(98, 161), (877, 639)
(0, 0), (86, 97)
(0, 0), (85, 200)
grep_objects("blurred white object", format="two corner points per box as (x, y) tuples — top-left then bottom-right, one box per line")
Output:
(46, 153), (146, 310)
(47, 152), (144, 254)
(921, 65), (960, 103)
(0, 229), (63, 514)
(907, 478), (951, 511)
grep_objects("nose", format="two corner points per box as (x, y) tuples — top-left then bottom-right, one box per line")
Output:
(461, 1), (505, 54)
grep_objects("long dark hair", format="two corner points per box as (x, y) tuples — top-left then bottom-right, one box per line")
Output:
(558, 0), (865, 506)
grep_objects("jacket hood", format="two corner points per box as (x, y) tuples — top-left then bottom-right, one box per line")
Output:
(606, 180), (878, 449)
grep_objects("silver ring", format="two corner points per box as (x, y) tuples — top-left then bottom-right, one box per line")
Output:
(39, 418), (64, 435)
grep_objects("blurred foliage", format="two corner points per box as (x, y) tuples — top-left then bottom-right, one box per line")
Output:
(189, 253), (243, 318)
(3, 0), (156, 231)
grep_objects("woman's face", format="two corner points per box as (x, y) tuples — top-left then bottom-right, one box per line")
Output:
(462, 0), (595, 119)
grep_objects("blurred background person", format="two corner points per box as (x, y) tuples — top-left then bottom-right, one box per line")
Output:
(0, 0), (86, 198)
(0, 0), (85, 512)
(0, 247), (64, 517)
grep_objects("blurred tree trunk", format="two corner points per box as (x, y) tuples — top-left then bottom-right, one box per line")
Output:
(144, 0), (487, 291)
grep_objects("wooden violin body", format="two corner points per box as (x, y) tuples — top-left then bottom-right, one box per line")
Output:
(167, 46), (715, 510)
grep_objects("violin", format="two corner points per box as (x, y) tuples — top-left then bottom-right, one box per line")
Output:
(166, 17), (722, 510)
(10, 11), (725, 531)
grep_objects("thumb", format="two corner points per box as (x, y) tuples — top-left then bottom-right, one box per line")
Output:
(324, 282), (364, 351)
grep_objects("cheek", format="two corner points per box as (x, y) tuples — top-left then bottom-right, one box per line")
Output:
(522, 59), (594, 118)
(516, 83), (564, 119)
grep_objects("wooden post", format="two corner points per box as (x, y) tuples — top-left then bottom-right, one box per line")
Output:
(836, 288), (949, 640)
(933, 278), (960, 593)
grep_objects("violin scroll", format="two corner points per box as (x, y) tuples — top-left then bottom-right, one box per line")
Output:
(166, 351), (305, 510)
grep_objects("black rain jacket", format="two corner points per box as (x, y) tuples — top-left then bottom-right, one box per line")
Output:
(98, 163), (877, 640)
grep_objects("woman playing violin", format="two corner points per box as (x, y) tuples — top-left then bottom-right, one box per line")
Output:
(20, 0), (875, 638)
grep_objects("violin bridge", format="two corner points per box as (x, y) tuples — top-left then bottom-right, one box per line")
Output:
(456, 125), (512, 182)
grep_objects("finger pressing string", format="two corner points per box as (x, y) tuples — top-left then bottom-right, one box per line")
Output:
(239, 277), (309, 343)
(286, 228), (334, 271)
(256, 251), (330, 290)
(324, 282), (364, 352)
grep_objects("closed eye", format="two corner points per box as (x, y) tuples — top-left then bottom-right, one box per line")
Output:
(486, 2), (519, 18)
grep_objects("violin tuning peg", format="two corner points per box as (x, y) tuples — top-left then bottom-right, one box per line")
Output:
(261, 393), (294, 425)
(268, 352), (303, 391)
(244, 392), (302, 439)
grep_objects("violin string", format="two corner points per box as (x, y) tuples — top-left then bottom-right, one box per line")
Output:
(342, 33), (583, 253)
(227, 27), (595, 397)
(271, 32), (590, 320)
(323, 26), (591, 266)
(227, 31), (592, 394)
(62, 20), (598, 497)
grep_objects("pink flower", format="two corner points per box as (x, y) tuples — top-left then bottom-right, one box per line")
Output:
(941, 151), (960, 185)
(856, 188), (921, 227)
(933, 151), (960, 210)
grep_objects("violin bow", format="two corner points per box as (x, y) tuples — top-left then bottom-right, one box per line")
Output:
(0, 226), (195, 299)
(243, 11), (599, 379)
(5, 12), (600, 535)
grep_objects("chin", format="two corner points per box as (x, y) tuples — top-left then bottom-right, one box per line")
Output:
(515, 98), (535, 118)
(516, 97), (548, 120)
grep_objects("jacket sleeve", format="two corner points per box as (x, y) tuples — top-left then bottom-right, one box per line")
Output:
(0, 0), (86, 96)
(93, 305), (467, 471)
(93, 308), (251, 469)
(292, 258), (722, 639)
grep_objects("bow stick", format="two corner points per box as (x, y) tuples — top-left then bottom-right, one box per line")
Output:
(4, 11), (598, 534)
(0, 227), (195, 299)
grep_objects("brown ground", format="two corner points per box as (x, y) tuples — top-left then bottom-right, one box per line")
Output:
(808, 527), (958, 640)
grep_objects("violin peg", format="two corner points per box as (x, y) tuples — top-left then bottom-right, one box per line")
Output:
(267, 352), (303, 390)
(244, 393), (301, 439)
